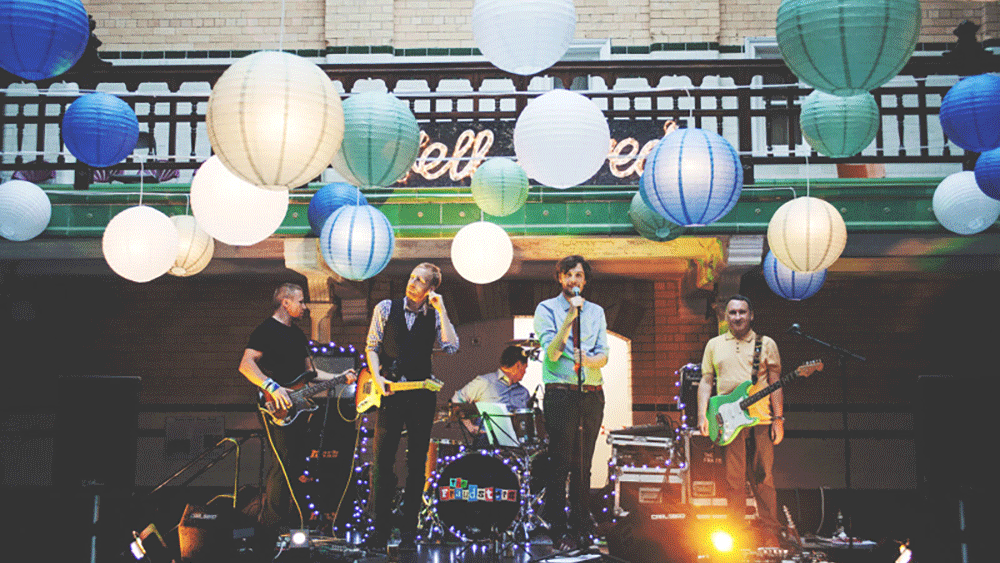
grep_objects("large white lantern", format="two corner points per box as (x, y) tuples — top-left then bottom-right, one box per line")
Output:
(451, 221), (513, 284)
(169, 215), (214, 277)
(205, 51), (344, 190)
(932, 171), (1000, 235)
(471, 0), (576, 76)
(767, 197), (847, 273)
(0, 179), (51, 241)
(514, 90), (610, 189)
(190, 156), (289, 246)
(102, 206), (179, 283)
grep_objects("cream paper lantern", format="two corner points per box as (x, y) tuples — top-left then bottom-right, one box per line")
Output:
(471, 0), (577, 76)
(451, 221), (513, 284)
(102, 206), (179, 283)
(0, 179), (51, 241)
(513, 89), (610, 189)
(932, 171), (1000, 235)
(169, 215), (214, 277)
(190, 156), (289, 246)
(205, 51), (344, 190)
(767, 197), (847, 273)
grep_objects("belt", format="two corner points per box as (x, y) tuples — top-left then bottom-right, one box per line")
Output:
(546, 383), (603, 393)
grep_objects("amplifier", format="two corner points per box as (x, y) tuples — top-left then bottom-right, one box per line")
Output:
(612, 465), (685, 516)
(680, 430), (758, 518)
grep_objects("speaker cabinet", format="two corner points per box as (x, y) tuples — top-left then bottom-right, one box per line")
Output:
(178, 503), (235, 563)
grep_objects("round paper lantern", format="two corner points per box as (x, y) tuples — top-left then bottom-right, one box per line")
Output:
(471, 158), (529, 217)
(939, 74), (1000, 153)
(206, 51), (344, 190)
(102, 206), (179, 283)
(776, 0), (921, 96)
(932, 171), (1000, 235)
(767, 197), (847, 273)
(639, 128), (743, 227)
(307, 182), (368, 236)
(514, 90), (610, 189)
(320, 204), (395, 281)
(331, 92), (419, 188)
(628, 192), (684, 242)
(61, 93), (140, 168)
(800, 90), (880, 158)
(763, 251), (826, 301)
(190, 156), (289, 246)
(0, 179), (51, 241)
(471, 0), (576, 76)
(169, 215), (214, 277)
(451, 221), (513, 284)
(0, 0), (89, 81)
(974, 147), (1000, 201)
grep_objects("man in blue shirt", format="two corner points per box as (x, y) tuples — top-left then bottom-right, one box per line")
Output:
(533, 255), (609, 550)
(451, 344), (532, 445)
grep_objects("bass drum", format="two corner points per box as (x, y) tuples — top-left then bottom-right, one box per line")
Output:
(433, 452), (521, 540)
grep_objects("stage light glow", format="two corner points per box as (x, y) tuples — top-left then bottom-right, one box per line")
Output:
(711, 530), (734, 553)
(290, 529), (309, 548)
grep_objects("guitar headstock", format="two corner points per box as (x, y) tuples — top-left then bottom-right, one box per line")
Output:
(426, 377), (444, 392)
(795, 359), (823, 378)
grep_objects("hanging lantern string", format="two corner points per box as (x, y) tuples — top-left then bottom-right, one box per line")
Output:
(805, 153), (810, 198)
(138, 156), (145, 206)
(278, 0), (287, 52)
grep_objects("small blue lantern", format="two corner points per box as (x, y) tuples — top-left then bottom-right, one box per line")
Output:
(640, 128), (743, 227)
(763, 251), (826, 301)
(939, 74), (1000, 153)
(307, 183), (368, 236)
(974, 147), (1000, 201)
(62, 93), (140, 168)
(320, 204), (395, 281)
(0, 0), (90, 81)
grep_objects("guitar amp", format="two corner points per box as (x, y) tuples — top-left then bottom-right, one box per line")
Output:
(680, 429), (758, 518)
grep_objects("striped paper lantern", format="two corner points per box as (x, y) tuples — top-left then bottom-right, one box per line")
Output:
(62, 93), (140, 168)
(628, 192), (684, 242)
(0, 0), (89, 80)
(767, 197), (847, 273)
(776, 0), (921, 96)
(939, 74), (1000, 153)
(471, 0), (576, 76)
(932, 171), (1000, 235)
(307, 183), (368, 236)
(320, 204), (395, 281)
(332, 92), (420, 188)
(0, 179), (51, 241)
(763, 251), (826, 301)
(974, 147), (1000, 201)
(800, 90), (880, 158)
(471, 158), (529, 217)
(168, 215), (214, 277)
(639, 128), (743, 227)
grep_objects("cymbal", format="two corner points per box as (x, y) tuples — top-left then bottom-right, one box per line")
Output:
(507, 338), (541, 348)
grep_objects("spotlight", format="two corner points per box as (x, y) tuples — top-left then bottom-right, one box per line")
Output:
(710, 530), (734, 553)
(125, 524), (168, 562)
(289, 529), (311, 549)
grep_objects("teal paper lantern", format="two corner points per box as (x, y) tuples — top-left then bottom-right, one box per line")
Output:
(800, 90), (880, 158)
(776, 0), (921, 96)
(471, 158), (529, 217)
(62, 93), (140, 168)
(763, 251), (826, 301)
(0, 0), (89, 81)
(628, 192), (684, 242)
(939, 74), (1000, 153)
(320, 204), (395, 281)
(332, 92), (420, 188)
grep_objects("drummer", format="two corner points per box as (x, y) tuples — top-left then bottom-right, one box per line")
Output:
(451, 344), (531, 447)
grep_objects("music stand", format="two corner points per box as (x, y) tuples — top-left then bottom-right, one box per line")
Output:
(476, 402), (520, 448)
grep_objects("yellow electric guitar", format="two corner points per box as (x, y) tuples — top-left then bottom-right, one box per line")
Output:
(355, 367), (444, 413)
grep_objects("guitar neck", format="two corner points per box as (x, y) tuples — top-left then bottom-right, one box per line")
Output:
(291, 373), (348, 399)
(388, 380), (431, 392)
(738, 370), (797, 410)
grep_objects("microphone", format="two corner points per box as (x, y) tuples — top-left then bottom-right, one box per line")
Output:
(787, 323), (801, 334)
(526, 384), (541, 409)
(572, 286), (581, 297)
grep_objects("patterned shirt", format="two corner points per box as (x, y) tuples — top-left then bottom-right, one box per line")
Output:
(533, 294), (609, 386)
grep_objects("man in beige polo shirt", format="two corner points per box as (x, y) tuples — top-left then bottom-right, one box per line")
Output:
(698, 294), (783, 546)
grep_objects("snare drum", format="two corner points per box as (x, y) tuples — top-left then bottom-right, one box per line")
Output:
(433, 451), (522, 540)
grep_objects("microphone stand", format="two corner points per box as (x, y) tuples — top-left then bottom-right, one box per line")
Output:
(787, 325), (865, 548)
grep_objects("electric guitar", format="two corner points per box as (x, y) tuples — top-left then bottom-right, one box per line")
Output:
(707, 359), (822, 446)
(259, 369), (355, 426)
(355, 367), (444, 413)
(783, 505), (802, 547)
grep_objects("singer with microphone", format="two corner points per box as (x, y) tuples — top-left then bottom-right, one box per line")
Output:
(533, 255), (609, 551)
(450, 344), (532, 447)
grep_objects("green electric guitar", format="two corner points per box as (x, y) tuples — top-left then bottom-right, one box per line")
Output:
(707, 359), (822, 446)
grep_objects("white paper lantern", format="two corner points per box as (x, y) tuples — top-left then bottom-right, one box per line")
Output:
(102, 206), (179, 283)
(451, 221), (513, 284)
(471, 0), (576, 76)
(206, 51), (344, 190)
(320, 204), (395, 281)
(514, 90), (610, 189)
(932, 171), (1000, 235)
(169, 215), (214, 277)
(767, 197), (847, 273)
(191, 156), (289, 246)
(0, 179), (51, 241)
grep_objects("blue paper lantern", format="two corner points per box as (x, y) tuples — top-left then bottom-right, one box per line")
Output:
(0, 0), (89, 81)
(776, 0), (921, 96)
(800, 90), (880, 159)
(307, 183), (368, 236)
(332, 92), (419, 188)
(62, 93), (140, 168)
(939, 74), (1000, 153)
(639, 128), (743, 227)
(974, 147), (1000, 201)
(320, 204), (395, 281)
(763, 251), (826, 301)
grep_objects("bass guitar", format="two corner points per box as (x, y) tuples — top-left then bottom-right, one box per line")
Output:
(355, 367), (444, 413)
(259, 369), (354, 426)
(707, 359), (822, 446)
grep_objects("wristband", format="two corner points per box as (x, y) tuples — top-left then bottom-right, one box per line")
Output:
(772, 416), (784, 421)
(263, 379), (280, 394)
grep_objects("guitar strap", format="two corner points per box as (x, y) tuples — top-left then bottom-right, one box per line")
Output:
(750, 333), (763, 384)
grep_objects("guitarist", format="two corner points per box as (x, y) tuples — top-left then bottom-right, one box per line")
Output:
(697, 295), (783, 546)
(363, 263), (459, 552)
(238, 283), (357, 534)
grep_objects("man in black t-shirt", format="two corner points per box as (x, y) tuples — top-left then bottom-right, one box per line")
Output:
(239, 282), (356, 531)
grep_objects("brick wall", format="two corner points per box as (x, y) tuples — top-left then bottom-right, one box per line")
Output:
(651, 0), (722, 45)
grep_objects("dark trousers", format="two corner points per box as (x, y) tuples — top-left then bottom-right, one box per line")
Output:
(259, 412), (309, 529)
(721, 424), (780, 540)
(369, 389), (436, 542)
(542, 388), (604, 536)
